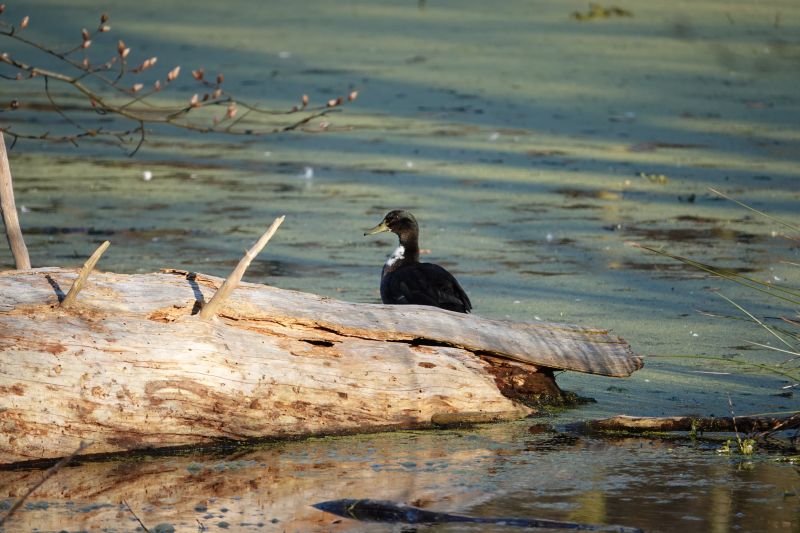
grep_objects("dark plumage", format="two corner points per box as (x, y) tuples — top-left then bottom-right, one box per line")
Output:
(364, 210), (472, 313)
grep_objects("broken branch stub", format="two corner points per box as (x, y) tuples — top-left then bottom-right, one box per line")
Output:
(0, 132), (31, 270)
(60, 240), (110, 308)
(199, 216), (285, 320)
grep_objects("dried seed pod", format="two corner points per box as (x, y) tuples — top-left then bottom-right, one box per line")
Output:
(101, 12), (109, 23)
(153, 80), (161, 91)
(301, 94), (309, 107)
(216, 73), (224, 84)
(81, 40), (92, 49)
(327, 97), (342, 107)
(211, 88), (222, 99)
(131, 83), (143, 93)
(348, 90), (358, 102)
(81, 28), (90, 41)
(82, 58), (89, 69)
(20, 15), (29, 29)
(192, 68), (204, 80)
(117, 40), (125, 55)
(121, 47), (130, 59)
(190, 93), (200, 107)
(0, 5), (6, 15)
(99, 25), (111, 32)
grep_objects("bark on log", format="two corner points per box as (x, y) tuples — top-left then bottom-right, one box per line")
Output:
(0, 267), (642, 464)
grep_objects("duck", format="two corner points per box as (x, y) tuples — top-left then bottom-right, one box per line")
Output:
(364, 210), (472, 313)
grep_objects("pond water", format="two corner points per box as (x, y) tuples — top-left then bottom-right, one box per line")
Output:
(1, 0), (798, 531)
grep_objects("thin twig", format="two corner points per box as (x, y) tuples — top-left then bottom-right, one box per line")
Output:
(44, 75), (85, 133)
(714, 291), (796, 351)
(745, 341), (799, 359)
(648, 354), (799, 382)
(199, 216), (285, 320)
(122, 499), (151, 533)
(630, 243), (800, 304)
(726, 394), (751, 454)
(708, 187), (800, 237)
(129, 121), (146, 157)
(61, 240), (110, 308)
(0, 441), (92, 527)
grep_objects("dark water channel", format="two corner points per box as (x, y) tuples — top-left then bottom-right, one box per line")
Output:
(1, 0), (798, 531)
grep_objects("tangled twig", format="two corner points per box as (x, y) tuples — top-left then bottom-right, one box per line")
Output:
(0, 7), (357, 155)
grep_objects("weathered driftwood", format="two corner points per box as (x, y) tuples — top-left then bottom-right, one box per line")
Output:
(0, 267), (641, 464)
(565, 414), (799, 435)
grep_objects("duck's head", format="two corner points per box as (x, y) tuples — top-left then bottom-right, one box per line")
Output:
(364, 210), (419, 240)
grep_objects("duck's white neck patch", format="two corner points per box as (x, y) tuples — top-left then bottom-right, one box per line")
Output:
(385, 245), (405, 268)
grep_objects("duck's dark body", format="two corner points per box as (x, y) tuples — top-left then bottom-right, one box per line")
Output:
(365, 210), (472, 314)
(381, 261), (472, 313)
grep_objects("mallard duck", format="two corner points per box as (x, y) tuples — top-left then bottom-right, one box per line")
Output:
(364, 210), (472, 313)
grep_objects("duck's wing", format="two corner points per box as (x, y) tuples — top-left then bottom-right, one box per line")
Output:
(382, 263), (472, 313)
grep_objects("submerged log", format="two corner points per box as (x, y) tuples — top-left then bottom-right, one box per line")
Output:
(0, 267), (641, 464)
(565, 414), (800, 435)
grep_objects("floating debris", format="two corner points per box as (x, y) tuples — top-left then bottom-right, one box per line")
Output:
(298, 166), (314, 180)
(638, 171), (669, 184)
(571, 4), (633, 21)
(609, 111), (636, 122)
(629, 142), (707, 152)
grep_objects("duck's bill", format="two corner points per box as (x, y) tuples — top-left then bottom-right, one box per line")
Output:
(364, 220), (389, 236)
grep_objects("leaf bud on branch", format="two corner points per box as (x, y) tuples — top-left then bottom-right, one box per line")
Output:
(166, 66), (180, 82)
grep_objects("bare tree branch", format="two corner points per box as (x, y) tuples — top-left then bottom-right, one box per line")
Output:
(0, 10), (357, 153)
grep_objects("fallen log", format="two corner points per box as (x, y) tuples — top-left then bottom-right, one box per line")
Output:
(564, 414), (799, 435)
(0, 266), (641, 465)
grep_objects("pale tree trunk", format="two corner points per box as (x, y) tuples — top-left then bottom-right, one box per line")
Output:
(0, 132), (30, 270)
